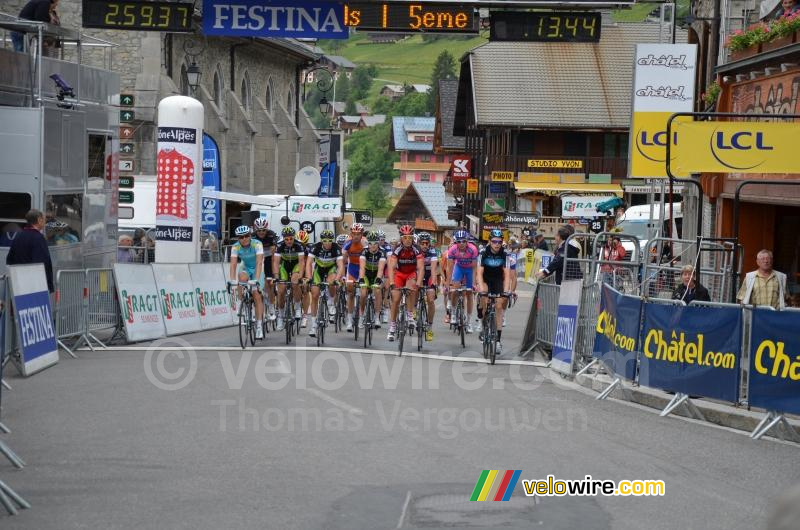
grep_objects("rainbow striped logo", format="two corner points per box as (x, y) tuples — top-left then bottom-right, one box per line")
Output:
(470, 470), (522, 501)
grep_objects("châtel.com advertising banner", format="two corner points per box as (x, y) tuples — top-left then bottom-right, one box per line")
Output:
(628, 44), (697, 179)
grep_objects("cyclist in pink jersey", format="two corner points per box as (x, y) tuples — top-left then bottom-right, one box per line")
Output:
(446, 229), (479, 332)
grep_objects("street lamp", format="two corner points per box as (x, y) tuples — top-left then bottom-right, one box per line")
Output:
(319, 96), (331, 117)
(186, 62), (201, 95)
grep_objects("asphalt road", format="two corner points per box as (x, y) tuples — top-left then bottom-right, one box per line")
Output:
(0, 285), (798, 529)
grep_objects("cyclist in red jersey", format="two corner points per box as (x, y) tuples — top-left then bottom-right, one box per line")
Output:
(386, 225), (423, 341)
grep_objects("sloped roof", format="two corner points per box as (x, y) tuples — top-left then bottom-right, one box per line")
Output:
(325, 55), (356, 69)
(412, 84), (432, 93)
(386, 182), (457, 228)
(392, 116), (436, 151)
(455, 23), (686, 131)
(437, 79), (465, 150)
(361, 114), (386, 127)
(381, 84), (405, 93)
(338, 115), (361, 124)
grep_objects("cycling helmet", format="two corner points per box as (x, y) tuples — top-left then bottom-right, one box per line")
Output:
(376, 229), (387, 240)
(489, 229), (503, 240)
(297, 230), (310, 244)
(281, 226), (296, 237)
(453, 229), (468, 242)
(320, 229), (335, 241)
(234, 225), (252, 237)
(336, 234), (348, 245)
(45, 221), (59, 230)
(417, 232), (432, 243)
(253, 217), (268, 230)
(350, 222), (364, 233)
(366, 231), (380, 243)
(398, 224), (414, 236)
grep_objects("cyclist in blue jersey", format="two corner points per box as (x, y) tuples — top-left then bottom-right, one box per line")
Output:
(229, 225), (265, 339)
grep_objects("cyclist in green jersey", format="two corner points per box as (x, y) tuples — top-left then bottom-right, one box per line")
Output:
(228, 225), (265, 339)
(272, 226), (306, 331)
(358, 231), (386, 328)
(305, 229), (344, 338)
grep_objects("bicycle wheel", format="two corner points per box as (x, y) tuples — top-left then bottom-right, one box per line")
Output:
(397, 306), (405, 357)
(364, 296), (373, 348)
(317, 297), (326, 347)
(285, 297), (293, 345)
(249, 302), (257, 346)
(353, 293), (360, 342)
(238, 298), (249, 349)
(481, 315), (489, 360)
(417, 295), (426, 351)
(488, 311), (497, 365)
(458, 299), (466, 348)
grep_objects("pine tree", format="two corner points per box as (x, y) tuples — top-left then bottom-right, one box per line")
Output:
(427, 50), (456, 113)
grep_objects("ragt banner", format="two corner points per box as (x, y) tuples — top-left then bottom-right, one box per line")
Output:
(640, 303), (741, 402)
(152, 264), (202, 336)
(593, 284), (641, 381)
(748, 309), (800, 415)
(114, 263), (166, 342)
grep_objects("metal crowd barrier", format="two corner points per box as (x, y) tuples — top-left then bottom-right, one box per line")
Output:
(54, 269), (86, 358)
(53, 268), (123, 355)
(85, 268), (123, 346)
(533, 278), (560, 349)
(574, 282), (602, 368)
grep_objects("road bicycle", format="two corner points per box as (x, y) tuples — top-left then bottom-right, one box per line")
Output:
(415, 285), (436, 351)
(450, 286), (470, 348)
(276, 280), (299, 345)
(334, 281), (348, 333)
(228, 280), (258, 349)
(314, 281), (335, 347)
(352, 282), (361, 342)
(393, 286), (415, 357)
(360, 283), (378, 348)
(479, 292), (508, 365)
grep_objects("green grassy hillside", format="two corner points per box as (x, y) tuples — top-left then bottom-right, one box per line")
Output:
(322, 32), (487, 93)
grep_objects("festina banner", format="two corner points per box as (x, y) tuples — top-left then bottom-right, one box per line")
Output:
(8, 264), (59, 376)
(628, 44), (697, 179)
(203, 0), (347, 39)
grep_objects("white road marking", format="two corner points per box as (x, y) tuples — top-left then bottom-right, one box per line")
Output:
(397, 490), (412, 528)
(303, 387), (365, 416)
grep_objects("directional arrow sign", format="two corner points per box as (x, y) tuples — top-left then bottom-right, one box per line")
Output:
(120, 110), (134, 122)
(120, 143), (135, 154)
(120, 94), (135, 106)
(119, 159), (134, 172)
(120, 126), (134, 139)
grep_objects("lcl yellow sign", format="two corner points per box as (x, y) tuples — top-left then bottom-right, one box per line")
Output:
(672, 121), (800, 174)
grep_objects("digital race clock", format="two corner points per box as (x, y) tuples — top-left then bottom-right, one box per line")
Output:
(490, 11), (601, 43)
(82, 0), (194, 32)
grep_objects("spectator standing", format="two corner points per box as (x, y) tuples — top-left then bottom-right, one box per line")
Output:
(116, 235), (136, 263)
(773, 0), (800, 20)
(6, 209), (54, 292)
(600, 236), (627, 288)
(672, 265), (711, 304)
(737, 249), (788, 309)
(11, 0), (59, 52)
(532, 232), (549, 251)
(536, 226), (582, 285)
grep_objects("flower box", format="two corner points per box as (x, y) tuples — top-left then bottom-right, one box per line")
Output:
(761, 32), (797, 52)
(730, 43), (762, 61)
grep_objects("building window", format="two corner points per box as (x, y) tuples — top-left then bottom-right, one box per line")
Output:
(265, 77), (274, 116)
(420, 173), (431, 182)
(0, 192), (32, 233)
(421, 154), (430, 162)
(240, 70), (252, 115)
(213, 65), (225, 112)
(45, 193), (82, 245)
(287, 83), (296, 118)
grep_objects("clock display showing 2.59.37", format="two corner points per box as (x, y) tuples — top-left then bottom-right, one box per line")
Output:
(82, 0), (193, 32)
(490, 11), (601, 43)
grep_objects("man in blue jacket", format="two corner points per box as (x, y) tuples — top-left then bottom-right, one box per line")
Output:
(6, 209), (54, 292)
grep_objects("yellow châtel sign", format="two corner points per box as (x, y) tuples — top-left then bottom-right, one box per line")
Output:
(490, 171), (514, 182)
(527, 159), (583, 169)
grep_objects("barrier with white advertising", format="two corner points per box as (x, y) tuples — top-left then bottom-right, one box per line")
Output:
(189, 263), (236, 330)
(151, 263), (202, 335)
(114, 263), (166, 341)
(551, 280), (582, 375)
(8, 264), (59, 376)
